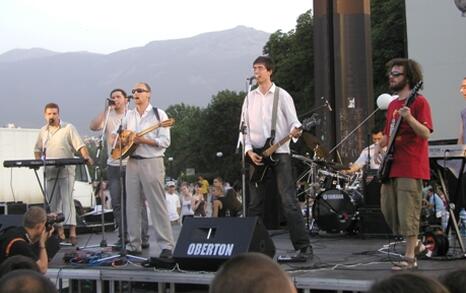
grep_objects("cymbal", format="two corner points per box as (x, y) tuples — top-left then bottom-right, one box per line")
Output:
(313, 159), (350, 171)
(302, 133), (328, 158)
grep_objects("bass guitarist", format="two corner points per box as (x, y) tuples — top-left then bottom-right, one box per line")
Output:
(374, 58), (433, 270)
(240, 56), (313, 261)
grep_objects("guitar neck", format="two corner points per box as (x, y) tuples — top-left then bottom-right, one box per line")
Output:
(136, 123), (162, 137)
(262, 135), (292, 157)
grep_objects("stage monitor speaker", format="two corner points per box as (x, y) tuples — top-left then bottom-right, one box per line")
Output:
(0, 214), (23, 230)
(174, 217), (275, 271)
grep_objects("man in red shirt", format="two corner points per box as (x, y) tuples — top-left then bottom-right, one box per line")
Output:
(374, 58), (433, 270)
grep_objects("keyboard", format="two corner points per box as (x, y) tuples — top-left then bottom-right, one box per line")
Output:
(3, 158), (85, 169)
(429, 144), (466, 159)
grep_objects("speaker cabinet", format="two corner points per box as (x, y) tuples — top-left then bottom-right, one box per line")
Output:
(358, 207), (392, 237)
(0, 214), (23, 230)
(174, 217), (275, 271)
(363, 170), (382, 207)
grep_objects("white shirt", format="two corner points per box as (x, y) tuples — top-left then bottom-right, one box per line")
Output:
(102, 110), (128, 166)
(165, 192), (180, 222)
(354, 144), (381, 170)
(240, 83), (301, 154)
(120, 104), (170, 158)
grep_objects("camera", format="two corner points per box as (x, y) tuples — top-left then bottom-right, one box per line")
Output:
(46, 213), (65, 231)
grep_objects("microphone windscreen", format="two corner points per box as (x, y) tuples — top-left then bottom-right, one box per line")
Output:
(376, 93), (396, 110)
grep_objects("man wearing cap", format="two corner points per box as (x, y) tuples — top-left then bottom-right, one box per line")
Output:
(119, 82), (175, 257)
(165, 181), (180, 224)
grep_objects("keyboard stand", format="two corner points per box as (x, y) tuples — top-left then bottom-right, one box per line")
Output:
(433, 158), (466, 255)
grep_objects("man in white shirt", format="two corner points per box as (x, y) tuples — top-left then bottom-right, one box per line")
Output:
(34, 103), (93, 245)
(240, 56), (312, 261)
(120, 82), (175, 257)
(344, 127), (384, 174)
(89, 89), (150, 249)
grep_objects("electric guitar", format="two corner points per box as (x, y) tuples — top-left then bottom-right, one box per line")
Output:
(378, 81), (423, 182)
(111, 118), (175, 160)
(247, 127), (302, 184)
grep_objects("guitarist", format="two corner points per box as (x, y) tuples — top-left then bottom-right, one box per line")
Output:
(374, 58), (433, 270)
(118, 82), (175, 257)
(240, 56), (313, 261)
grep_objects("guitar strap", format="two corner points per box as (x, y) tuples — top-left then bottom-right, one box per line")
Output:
(270, 86), (280, 142)
(152, 107), (161, 122)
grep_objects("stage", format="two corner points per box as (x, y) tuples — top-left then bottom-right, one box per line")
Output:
(45, 222), (466, 293)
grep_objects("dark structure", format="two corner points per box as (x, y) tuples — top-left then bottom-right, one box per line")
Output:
(313, 0), (374, 164)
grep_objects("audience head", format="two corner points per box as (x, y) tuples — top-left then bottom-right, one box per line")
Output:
(209, 252), (296, 293)
(23, 207), (47, 243)
(440, 267), (466, 293)
(368, 272), (448, 293)
(0, 269), (57, 293)
(0, 255), (40, 278)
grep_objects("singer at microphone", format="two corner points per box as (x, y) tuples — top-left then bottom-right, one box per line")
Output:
(89, 88), (151, 246)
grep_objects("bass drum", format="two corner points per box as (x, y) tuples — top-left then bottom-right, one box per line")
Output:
(312, 189), (363, 233)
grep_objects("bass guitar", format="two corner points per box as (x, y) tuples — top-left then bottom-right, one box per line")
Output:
(378, 81), (423, 182)
(111, 118), (175, 160)
(247, 127), (302, 184)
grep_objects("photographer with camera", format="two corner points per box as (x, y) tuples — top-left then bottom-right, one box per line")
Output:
(0, 207), (60, 273)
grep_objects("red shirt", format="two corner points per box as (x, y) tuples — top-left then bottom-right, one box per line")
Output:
(383, 95), (433, 179)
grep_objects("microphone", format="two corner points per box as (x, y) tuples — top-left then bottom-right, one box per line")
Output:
(247, 76), (256, 85)
(127, 95), (133, 100)
(324, 98), (332, 112)
(48, 118), (54, 125)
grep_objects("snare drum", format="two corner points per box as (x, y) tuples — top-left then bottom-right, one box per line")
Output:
(312, 189), (362, 232)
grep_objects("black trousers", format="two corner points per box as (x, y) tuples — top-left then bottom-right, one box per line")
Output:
(248, 154), (310, 250)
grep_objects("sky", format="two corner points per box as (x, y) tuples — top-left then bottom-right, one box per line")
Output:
(0, 0), (313, 55)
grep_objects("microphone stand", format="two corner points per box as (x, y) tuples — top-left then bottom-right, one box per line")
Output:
(80, 105), (115, 250)
(238, 77), (254, 217)
(327, 108), (380, 158)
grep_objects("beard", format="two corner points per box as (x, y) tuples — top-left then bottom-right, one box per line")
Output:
(389, 77), (408, 92)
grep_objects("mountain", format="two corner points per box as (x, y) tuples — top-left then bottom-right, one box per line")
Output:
(0, 26), (270, 134)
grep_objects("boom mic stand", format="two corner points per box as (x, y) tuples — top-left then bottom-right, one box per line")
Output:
(327, 108), (380, 158)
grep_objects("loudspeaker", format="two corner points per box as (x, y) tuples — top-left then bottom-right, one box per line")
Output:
(0, 214), (23, 230)
(174, 217), (275, 271)
(358, 207), (392, 237)
(363, 170), (381, 207)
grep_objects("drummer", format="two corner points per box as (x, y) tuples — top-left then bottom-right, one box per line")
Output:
(343, 127), (384, 174)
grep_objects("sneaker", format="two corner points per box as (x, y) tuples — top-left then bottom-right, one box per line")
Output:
(141, 241), (150, 249)
(296, 245), (313, 261)
(159, 249), (173, 259)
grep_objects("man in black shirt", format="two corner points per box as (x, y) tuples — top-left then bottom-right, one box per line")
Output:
(0, 207), (54, 273)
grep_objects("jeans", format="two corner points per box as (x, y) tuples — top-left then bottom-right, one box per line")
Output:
(248, 154), (310, 250)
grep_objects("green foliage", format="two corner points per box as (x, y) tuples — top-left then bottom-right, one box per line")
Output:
(165, 91), (245, 183)
(371, 0), (407, 126)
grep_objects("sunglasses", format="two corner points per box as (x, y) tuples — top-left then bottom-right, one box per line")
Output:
(388, 71), (404, 77)
(132, 88), (149, 94)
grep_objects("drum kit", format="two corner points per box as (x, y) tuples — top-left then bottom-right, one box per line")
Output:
(293, 135), (365, 234)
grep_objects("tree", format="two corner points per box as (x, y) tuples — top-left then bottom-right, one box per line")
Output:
(263, 9), (314, 117)
(165, 103), (203, 180)
(197, 90), (245, 183)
